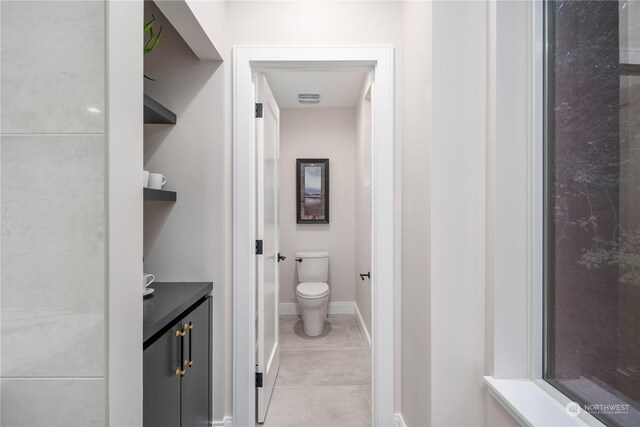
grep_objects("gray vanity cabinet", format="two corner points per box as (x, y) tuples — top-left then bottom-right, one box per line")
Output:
(181, 299), (212, 427)
(143, 283), (213, 427)
(143, 321), (182, 427)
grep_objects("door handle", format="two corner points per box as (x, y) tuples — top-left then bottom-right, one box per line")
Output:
(278, 253), (286, 262)
(360, 272), (370, 281)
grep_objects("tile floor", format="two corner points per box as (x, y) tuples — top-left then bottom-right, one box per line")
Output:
(263, 314), (371, 427)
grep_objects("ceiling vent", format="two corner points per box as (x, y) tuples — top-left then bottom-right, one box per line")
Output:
(298, 93), (320, 104)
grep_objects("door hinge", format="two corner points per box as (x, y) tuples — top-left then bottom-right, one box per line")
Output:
(255, 103), (263, 118)
(256, 372), (263, 388)
(256, 240), (263, 255)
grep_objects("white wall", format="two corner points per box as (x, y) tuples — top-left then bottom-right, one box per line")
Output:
(399, 2), (432, 425)
(278, 108), (357, 305)
(431, 1), (487, 425)
(1, 1), (107, 425)
(108, 1), (145, 425)
(355, 77), (372, 337)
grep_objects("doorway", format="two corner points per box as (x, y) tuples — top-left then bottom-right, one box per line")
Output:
(232, 46), (394, 427)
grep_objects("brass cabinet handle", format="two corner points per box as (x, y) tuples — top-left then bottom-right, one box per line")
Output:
(187, 322), (194, 367)
(173, 323), (194, 375)
(175, 326), (186, 376)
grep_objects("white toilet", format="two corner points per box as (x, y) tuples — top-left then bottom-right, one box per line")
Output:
(295, 251), (330, 337)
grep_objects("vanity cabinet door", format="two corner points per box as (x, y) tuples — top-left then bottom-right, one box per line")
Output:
(181, 297), (212, 427)
(144, 322), (182, 427)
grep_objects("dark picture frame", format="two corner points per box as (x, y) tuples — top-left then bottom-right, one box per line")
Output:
(296, 159), (329, 224)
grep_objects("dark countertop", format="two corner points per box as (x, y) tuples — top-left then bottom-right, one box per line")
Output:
(143, 282), (213, 344)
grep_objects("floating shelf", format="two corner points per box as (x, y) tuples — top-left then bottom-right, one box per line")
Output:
(144, 94), (177, 124)
(621, 63), (640, 76)
(144, 188), (177, 202)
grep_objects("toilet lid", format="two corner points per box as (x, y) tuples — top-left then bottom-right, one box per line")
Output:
(296, 282), (329, 298)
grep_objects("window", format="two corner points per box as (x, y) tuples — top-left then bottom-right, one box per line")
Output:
(544, 1), (640, 425)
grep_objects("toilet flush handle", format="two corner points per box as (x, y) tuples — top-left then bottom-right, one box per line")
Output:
(360, 272), (371, 281)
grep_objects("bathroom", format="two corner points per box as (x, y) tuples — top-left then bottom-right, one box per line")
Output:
(257, 70), (374, 425)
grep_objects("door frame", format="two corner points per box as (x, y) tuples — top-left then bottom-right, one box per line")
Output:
(232, 46), (395, 427)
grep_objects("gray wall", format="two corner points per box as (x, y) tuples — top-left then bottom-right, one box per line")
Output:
(278, 108), (357, 305)
(1, 1), (107, 425)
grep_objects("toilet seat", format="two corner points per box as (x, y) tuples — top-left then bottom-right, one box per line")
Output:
(296, 282), (329, 299)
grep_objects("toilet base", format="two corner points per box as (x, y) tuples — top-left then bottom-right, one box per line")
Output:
(296, 294), (329, 337)
(301, 306), (327, 336)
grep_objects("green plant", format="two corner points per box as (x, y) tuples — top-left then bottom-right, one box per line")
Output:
(144, 14), (163, 81)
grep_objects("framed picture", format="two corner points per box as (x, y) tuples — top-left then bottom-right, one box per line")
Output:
(296, 158), (329, 224)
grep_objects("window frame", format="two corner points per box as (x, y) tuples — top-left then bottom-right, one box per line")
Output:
(485, 1), (607, 425)
(539, 2), (640, 425)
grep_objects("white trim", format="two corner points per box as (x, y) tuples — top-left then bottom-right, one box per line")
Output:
(484, 377), (604, 427)
(354, 302), (372, 350)
(279, 302), (355, 316)
(530, 0), (545, 382)
(278, 303), (298, 316)
(211, 416), (233, 427)
(233, 46), (395, 427)
(394, 413), (407, 427)
(489, 4), (612, 426)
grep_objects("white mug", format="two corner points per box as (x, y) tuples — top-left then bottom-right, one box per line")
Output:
(143, 170), (150, 188)
(148, 173), (166, 190)
(143, 273), (155, 290)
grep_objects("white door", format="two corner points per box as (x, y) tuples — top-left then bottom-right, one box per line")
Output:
(256, 74), (280, 423)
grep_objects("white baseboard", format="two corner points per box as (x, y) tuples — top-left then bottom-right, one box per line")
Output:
(395, 413), (407, 427)
(354, 302), (372, 350)
(279, 301), (355, 316)
(211, 416), (233, 427)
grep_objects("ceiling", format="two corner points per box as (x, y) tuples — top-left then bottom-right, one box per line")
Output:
(264, 71), (368, 109)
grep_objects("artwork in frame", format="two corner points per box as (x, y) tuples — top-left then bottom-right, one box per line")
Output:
(296, 159), (329, 224)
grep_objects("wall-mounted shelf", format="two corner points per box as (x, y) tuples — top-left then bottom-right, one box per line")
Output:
(621, 63), (640, 76)
(144, 94), (177, 124)
(144, 188), (177, 202)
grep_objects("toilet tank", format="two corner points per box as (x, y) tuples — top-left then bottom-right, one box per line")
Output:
(296, 251), (329, 283)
